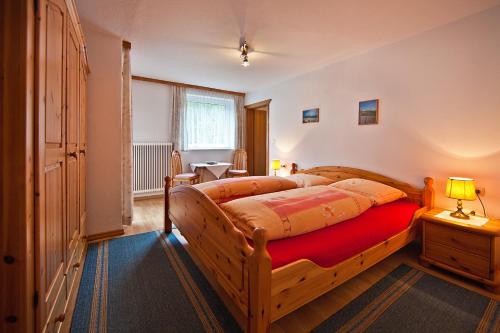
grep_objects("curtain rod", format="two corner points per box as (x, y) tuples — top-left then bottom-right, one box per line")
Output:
(131, 75), (246, 97)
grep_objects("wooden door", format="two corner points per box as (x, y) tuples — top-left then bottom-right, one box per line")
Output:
(245, 103), (269, 176)
(35, 0), (68, 331)
(65, 20), (80, 274)
(253, 109), (267, 176)
(79, 63), (87, 237)
(246, 109), (255, 175)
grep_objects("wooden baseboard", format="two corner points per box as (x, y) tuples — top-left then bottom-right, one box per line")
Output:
(87, 228), (125, 242)
(134, 193), (163, 201)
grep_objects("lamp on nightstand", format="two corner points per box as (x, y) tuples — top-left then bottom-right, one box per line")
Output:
(272, 159), (281, 176)
(446, 177), (477, 219)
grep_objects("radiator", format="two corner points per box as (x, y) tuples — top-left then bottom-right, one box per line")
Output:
(132, 142), (172, 197)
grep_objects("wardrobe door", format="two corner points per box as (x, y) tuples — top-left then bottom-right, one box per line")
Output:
(35, 0), (68, 331)
(79, 62), (87, 237)
(65, 20), (80, 293)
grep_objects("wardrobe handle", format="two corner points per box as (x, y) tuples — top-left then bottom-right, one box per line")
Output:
(79, 149), (86, 155)
(54, 314), (65, 323)
(67, 152), (77, 158)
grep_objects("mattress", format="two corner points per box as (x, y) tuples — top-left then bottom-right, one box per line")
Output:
(264, 199), (420, 269)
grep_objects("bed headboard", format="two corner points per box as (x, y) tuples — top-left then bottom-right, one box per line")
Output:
(290, 163), (434, 208)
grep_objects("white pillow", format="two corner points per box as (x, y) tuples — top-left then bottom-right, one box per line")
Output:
(286, 174), (334, 188)
(329, 178), (407, 205)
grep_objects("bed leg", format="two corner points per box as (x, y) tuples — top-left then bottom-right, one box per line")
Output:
(164, 176), (172, 234)
(423, 177), (434, 210)
(248, 228), (272, 333)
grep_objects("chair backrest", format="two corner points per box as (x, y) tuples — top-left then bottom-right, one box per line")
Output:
(171, 150), (183, 176)
(233, 149), (247, 170)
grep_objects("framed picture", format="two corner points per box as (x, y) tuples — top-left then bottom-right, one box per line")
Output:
(302, 108), (319, 123)
(358, 99), (379, 125)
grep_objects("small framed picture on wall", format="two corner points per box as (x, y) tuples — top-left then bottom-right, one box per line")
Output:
(302, 108), (319, 123)
(358, 99), (379, 125)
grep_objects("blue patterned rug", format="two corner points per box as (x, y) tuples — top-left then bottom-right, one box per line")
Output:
(71, 231), (499, 333)
(313, 265), (500, 333)
(70, 231), (240, 333)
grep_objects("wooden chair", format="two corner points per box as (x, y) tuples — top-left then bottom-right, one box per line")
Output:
(171, 150), (200, 186)
(227, 149), (249, 177)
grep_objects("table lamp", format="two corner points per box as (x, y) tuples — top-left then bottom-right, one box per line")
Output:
(445, 177), (477, 219)
(272, 159), (281, 176)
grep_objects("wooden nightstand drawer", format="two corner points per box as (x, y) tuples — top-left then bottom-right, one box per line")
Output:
(425, 242), (490, 279)
(426, 222), (490, 257)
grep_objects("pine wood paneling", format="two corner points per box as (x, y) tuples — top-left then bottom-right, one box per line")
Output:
(0, 1), (36, 332)
(66, 158), (79, 259)
(79, 61), (87, 238)
(79, 152), (86, 235)
(66, 22), (79, 147)
(66, 19), (80, 266)
(44, 3), (65, 145)
(44, 165), (65, 290)
(36, 0), (68, 331)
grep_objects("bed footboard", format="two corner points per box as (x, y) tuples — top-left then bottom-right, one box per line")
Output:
(165, 177), (272, 332)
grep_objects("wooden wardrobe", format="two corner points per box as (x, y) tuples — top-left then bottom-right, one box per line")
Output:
(1, 1), (87, 332)
(34, 0), (88, 332)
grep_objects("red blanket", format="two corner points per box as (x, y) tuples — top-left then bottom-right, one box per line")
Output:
(265, 199), (419, 269)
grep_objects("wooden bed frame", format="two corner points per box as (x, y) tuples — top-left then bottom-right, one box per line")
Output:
(164, 165), (434, 332)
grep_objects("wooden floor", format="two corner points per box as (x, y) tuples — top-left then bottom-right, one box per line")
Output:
(127, 198), (499, 332)
(124, 197), (164, 236)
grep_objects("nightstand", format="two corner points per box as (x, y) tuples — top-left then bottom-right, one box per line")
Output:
(419, 208), (500, 293)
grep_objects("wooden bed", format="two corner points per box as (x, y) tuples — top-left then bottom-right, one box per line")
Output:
(164, 165), (434, 332)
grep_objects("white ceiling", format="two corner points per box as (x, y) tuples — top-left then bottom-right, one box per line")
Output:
(77, 0), (500, 93)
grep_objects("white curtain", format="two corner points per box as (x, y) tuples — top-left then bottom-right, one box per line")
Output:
(170, 85), (186, 151)
(234, 95), (245, 149)
(121, 42), (133, 225)
(184, 89), (236, 150)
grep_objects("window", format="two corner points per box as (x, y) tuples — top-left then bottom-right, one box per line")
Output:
(184, 90), (236, 150)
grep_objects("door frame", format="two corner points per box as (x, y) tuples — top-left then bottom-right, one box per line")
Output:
(244, 99), (271, 176)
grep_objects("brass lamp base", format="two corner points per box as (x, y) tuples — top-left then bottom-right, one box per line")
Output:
(450, 199), (470, 219)
(450, 209), (470, 219)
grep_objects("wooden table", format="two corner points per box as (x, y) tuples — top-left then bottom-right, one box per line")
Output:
(190, 162), (232, 182)
(420, 208), (500, 293)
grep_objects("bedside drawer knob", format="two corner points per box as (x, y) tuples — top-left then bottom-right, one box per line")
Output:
(73, 262), (80, 271)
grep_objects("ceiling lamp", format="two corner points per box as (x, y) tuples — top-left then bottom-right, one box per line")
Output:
(240, 41), (250, 67)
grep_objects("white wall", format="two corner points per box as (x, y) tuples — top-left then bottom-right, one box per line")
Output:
(132, 80), (171, 142)
(84, 23), (124, 235)
(132, 79), (234, 173)
(246, 6), (500, 217)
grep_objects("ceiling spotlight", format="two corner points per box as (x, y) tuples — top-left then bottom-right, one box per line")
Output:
(242, 55), (250, 67)
(240, 41), (250, 67)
